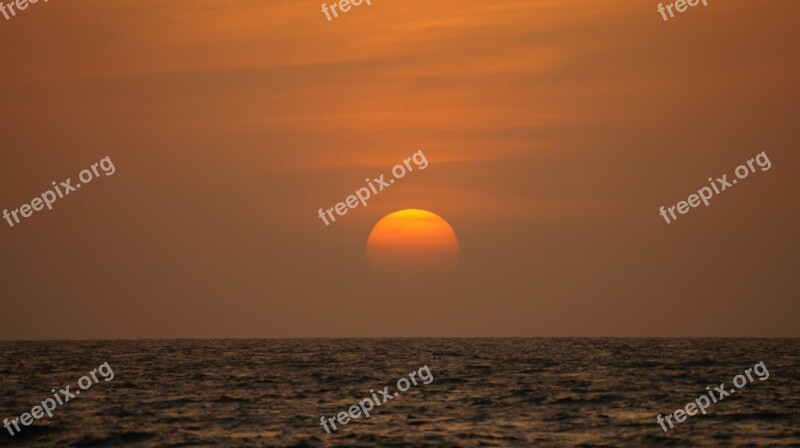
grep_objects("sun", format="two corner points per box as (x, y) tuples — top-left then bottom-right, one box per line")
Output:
(366, 209), (459, 276)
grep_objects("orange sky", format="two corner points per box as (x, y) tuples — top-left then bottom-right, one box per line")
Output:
(1, 0), (798, 339)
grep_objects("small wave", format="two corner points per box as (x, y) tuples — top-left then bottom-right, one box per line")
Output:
(70, 431), (156, 447)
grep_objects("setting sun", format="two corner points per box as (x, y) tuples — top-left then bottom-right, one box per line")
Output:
(366, 209), (459, 275)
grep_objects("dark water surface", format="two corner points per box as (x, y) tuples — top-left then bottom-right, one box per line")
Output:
(0, 339), (798, 447)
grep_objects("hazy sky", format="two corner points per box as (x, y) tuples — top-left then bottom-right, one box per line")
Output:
(1, 0), (798, 339)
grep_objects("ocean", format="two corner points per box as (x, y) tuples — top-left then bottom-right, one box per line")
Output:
(1, 338), (798, 447)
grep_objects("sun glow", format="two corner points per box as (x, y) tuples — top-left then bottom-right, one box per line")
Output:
(366, 209), (459, 276)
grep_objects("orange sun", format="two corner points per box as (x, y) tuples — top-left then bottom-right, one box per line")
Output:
(366, 209), (459, 276)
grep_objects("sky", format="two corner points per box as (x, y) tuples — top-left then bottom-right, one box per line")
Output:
(0, 0), (798, 339)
